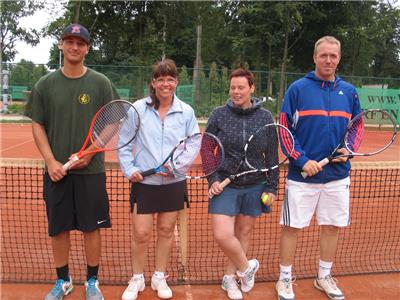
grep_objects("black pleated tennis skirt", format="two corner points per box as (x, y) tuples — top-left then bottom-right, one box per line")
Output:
(130, 180), (189, 214)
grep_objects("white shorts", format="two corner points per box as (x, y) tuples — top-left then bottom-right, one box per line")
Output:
(280, 177), (350, 229)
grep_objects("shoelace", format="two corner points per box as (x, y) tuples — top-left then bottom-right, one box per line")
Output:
(127, 278), (143, 291)
(51, 279), (65, 296)
(282, 277), (297, 292)
(244, 267), (256, 281)
(87, 279), (99, 296)
(154, 275), (169, 289)
(324, 275), (339, 290)
(224, 277), (239, 290)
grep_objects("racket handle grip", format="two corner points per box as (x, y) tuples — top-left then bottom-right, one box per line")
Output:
(219, 178), (232, 189)
(318, 158), (330, 167)
(140, 169), (156, 177)
(209, 178), (232, 199)
(62, 154), (79, 171)
(301, 157), (330, 178)
(141, 165), (170, 177)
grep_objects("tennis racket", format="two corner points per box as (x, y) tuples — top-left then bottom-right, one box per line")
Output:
(216, 123), (295, 191)
(140, 132), (224, 179)
(63, 99), (140, 171)
(301, 109), (398, 178)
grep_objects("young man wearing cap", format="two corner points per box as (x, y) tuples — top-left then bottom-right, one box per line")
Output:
(26, 24), (119, 300)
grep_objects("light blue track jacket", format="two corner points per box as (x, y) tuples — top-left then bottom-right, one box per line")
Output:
(280, 71), (362, 183)
(118, 95), (199, 185)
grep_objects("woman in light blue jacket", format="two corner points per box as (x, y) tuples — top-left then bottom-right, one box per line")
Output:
(118, 59), (199, 300)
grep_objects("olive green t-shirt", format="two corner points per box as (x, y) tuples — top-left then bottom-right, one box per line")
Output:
(26, 68), (119, 174)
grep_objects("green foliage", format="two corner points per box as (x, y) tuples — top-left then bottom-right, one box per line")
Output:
(8, 60), (48, 89)
(0, 0), (43, 61)
(178, 66), (191, 85)
(5, 61), (400, 118)
(8, 1), (393, 81)
(4, 1), (400, 117)
(6, 102), (26, 115)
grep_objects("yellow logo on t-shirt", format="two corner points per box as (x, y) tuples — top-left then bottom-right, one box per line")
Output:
(78, 94), (90, 104)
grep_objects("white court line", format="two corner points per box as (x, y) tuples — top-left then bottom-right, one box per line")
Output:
(1, 138), (34, 153)
(184, 283), (193, 300)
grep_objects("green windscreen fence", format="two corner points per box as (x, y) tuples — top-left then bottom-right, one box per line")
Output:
(357, 88), (400, 125)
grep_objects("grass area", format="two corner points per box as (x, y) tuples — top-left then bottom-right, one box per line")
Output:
(4, 102), (26, 114)
(0, 119), (32, 123)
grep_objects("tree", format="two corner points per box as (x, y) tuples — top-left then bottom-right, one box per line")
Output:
(0, 1), (43, 62)
(9, 59), (48, 89)
(274, 2), (306, 114)
(178, 65), (191, 85)
(0, 0), (43, 87)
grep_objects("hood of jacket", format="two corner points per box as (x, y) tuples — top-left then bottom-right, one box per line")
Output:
(226, 96), (264, 115)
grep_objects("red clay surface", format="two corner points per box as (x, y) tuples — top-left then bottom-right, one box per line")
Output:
(1, 123), (399, 161)
(1, 273), (399, 300)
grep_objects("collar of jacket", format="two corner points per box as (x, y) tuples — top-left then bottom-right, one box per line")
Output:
(227, 96), (262, 115)
(305, 71), (342, 90)
(145, 94), (184, 114)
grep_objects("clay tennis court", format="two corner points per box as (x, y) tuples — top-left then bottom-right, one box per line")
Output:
(1, 122), (399, 300)
(1, 123), (399, 161)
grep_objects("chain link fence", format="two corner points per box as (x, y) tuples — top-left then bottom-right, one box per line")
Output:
(2, 63), (400, 119)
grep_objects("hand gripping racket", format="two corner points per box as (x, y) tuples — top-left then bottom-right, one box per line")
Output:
(217, 123), (295, 190)
(301, 109), (398, 178)
(63, 99), (140, 171)
(140, 132), (224, 179)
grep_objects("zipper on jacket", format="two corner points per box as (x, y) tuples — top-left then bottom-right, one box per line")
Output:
(161, 118), (165, 185)
(326, 81), (332, 181)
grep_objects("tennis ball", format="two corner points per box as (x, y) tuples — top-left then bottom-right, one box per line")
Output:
(261, 193), (269, 205)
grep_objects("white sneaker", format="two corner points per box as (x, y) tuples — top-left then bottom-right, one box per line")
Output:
(314, 275), (344, 300)
(151, 274), (172, 299)
(276, 277), (296, 300)
(236, 259), (259, 293)
(122, 276), (145, 300)
(221, 275), (243, 300)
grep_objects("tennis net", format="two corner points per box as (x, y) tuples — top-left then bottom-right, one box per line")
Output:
(1, 158), (399, 284)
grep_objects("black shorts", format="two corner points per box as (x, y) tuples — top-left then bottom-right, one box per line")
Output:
(43, 172), (111, 237)
(130, 180), (189, 214)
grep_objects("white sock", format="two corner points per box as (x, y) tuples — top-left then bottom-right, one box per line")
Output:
(279, 264), (292, 280)
(318, 260), (333, 279)
(153, 271), (165, 279)
(133, 273), (144, 280)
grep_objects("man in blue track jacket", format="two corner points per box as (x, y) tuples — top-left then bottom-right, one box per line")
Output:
(276, 36), (362, 300)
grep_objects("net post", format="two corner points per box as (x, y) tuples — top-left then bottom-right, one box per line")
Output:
(177, 202), (188, 282)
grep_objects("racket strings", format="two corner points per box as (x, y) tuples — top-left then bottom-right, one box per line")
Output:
(345, 116), (364, 153)
(91, 102), (139, 150)
(172, 136), (202, 174)
(345, 109), (397, 155)
(199, 135), (224, 176)
(279, 125), (295, 158)
(173, 134), (224, 177)
(245, 124), (290, 170)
